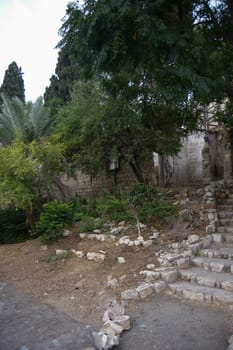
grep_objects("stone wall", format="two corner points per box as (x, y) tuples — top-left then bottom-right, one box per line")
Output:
(61, 160), (156, 199)
(154, 133), (205, 186)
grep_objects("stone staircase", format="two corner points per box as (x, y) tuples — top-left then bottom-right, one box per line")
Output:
(167, 189), (233, 307)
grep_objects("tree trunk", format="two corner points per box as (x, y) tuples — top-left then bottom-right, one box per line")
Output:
(129, 155), (145, 183)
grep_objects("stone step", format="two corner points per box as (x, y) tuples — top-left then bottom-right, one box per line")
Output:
(169, 281), (233, 304)
(218, 199), (233, 205)
(218, 219), (233, 226)
(179, 267), (233, 291)
(200, 245), (233, 259)
(217, 205), (233, 211)
(192, 257), (233, 273)
(217, 226), (233, 234)
(218, 211), (233, 219)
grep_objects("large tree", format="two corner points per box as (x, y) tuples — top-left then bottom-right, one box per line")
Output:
(56, 80), (193, 183)
(0, 62), (25, 104)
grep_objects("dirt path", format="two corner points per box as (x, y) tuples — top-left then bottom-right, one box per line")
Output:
(1, 281), (231, 350)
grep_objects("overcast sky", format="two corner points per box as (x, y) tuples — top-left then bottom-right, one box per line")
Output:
(0, 0), (71, 101)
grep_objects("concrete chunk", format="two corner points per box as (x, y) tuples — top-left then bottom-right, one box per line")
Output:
(136, 283), (154, 299)
(121, 289), (139, 300)
(100, 320), (123, 336)
(93, 332), (120, 350)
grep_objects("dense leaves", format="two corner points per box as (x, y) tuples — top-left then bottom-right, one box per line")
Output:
(0, 62), (25, 104)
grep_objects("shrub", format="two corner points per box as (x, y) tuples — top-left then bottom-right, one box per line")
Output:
(78, 215), (104, 232)
(0, 208), (29, 244)
(94, 193), (133, 222)
(33, 200), (74, 243)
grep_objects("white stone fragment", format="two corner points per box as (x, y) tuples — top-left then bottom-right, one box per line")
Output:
(146, 264), (155, 270)
(93, 229), (102, 234)
(121, 289), (139, 300)
(110, 227), (122, 235)
(118, 257), (125, 264)
(113, 315), (130, 330)
(119, 236), (130, 245)
(136, 283), (154, 299)
(55, 249), (67, 256)
(187, 235), (200, 244)
(93, 332), (120, 350)
(100, 320), (123, 336)
(154, 281), (166, 293)
(139, 270), (161, 281)
(106, 278), (118, 288)
(161, 270), (178, 283)
(228, 335), (233, 344)
(87, 252), (105, 261)
(143, 240), (153, 248)
(74, 250), (85, 258)
(177, 257), (190, 269)
(212, 233), (223, 243)
(79, 233), (87, 239)
(62, 229), (71, 237)
(102, 302), (125, 323)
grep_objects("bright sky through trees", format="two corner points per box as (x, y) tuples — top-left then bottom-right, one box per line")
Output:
(0, 0), (70, 101)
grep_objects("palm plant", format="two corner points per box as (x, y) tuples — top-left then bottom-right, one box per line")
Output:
(0, 93), (50, 145)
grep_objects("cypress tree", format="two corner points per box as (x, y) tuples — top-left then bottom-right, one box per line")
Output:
(0, 62), (25, 103)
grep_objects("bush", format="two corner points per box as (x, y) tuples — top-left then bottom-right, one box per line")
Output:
(33, 200), (74, 243)
(94, 193), (133, 222)
(0, 208), (29, 244)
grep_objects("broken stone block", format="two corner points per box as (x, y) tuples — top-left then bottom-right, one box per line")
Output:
(119, 236), (130, 245)
(136, 283), (154, 299)
(121, 288), (139, 300)
(209, 261), (225, 272)
(183, 289), (205, 302)
(62, 229), (71, 237)
(139, 270), (161, 281)
(228, 335), (233, 344)
(113, 315), (130, 330)
(143, 240), (153, 248)
(100, 320), (123, 336)
(110, 227), (122, 235)
(74, 250), (85, 258)
(146, 263), (155, 270)
(87, 252), (105, 262)
(106, 277), (118, 289)
(102, 301), (125, 323)
(40, 245), (47, 251)
(212, 233), (223, 243)
(176, 257), (190, 269)
(79, 233), (87, 239)
(221, 281), (233, 292)
(187, 235), (200, 244)
(55, 249), (67, 256)
(161, 270), (178, 283)
(93, 229), (102, 234)
(92, 332), (120, 350)
(154, 281), (166, 293)
(118, 257), (125, 264)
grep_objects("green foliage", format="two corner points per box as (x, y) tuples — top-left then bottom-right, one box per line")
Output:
(0, 208), (29, 244)
(0, 61), (25, 104)
(0, 94), (50, 145)
(33, 200), (74, 243)
(94, 193), (132, 222)
(0, 137), (66, 218)
(92, 185), (178, 224)
(78, 215), (103, 232)
(56, 80), (183, 183)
